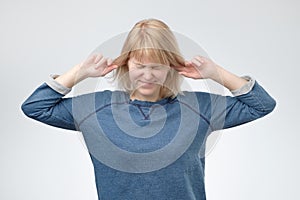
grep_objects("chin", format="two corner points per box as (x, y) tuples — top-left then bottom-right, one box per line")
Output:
(133, 87), (161, 100)
(137, 88), (157, 96)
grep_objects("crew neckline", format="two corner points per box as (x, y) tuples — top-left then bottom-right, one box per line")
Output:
(129, 97), (175, 106)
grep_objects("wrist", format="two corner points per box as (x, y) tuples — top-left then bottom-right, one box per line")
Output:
(73, 64), (89, 82)
(55, 64), (87, 88)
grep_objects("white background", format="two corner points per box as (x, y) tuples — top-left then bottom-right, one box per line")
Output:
(1, 0), (299, 199)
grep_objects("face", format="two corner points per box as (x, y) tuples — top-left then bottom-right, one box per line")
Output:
(127, 57), (170, 102)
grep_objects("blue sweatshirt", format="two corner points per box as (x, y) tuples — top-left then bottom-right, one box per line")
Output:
(21, 76), (276, 200)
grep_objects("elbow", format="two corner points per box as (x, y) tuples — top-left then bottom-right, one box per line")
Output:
(270, 98), (277, 111)
(21, 101), (31, 118)
(261, 97), (277, 116)
(21, 101), (38, 119)
(267, 97), (276, 113)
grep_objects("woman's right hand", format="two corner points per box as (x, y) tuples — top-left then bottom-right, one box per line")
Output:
(55, 53), (118, 88)
(78, 53), (119, 79)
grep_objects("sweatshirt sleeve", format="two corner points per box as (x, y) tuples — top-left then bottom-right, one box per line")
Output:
(194, 77), (276, 131)
(21, 76), (76, 131)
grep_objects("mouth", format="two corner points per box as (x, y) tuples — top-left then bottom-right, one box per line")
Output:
(137, 81), (157, 88)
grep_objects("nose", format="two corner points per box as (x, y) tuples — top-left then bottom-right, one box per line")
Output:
(142, 67), (154, 81)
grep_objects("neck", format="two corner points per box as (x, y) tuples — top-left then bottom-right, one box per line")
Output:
(130, 92), (162, 102)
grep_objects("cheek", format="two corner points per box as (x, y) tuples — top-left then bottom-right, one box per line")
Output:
(128, 69), (141, 82)
(154, 70), (169, 83)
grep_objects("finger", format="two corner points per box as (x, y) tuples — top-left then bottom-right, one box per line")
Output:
(178, 71), (189, 77)
(106, 58), (113, 66)
(95, 57), (107, 69)
(171, 60), (189, 69)
(191, 58), (202, 67)
(107, 64), (119, 71)
(84, 54), (97, 65)
(195, 55), (205, 63)
(185, 61), (194, 67)
(101, 64), (119, 76)
(94, 53), (104, 64)
(171, 65), (187, 73)
(178, 71), (185, 75)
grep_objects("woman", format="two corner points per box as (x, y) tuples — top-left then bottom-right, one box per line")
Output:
(21, 19), (276, 200)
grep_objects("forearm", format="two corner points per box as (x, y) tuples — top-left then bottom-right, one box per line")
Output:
(55, 64), (87, 88)
(211, 65), (248, 91)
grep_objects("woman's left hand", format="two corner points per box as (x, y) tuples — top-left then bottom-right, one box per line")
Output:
(173, 55), (219, 80)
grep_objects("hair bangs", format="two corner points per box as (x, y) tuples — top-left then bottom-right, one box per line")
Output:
(129, 48), (170, 66)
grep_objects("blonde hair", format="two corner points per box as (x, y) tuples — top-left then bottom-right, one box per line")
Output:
(113, 18), (185, 98)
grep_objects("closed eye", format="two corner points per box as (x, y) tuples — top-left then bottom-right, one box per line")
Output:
(136, 65), (146, 69)
(151, 65), (163, 70)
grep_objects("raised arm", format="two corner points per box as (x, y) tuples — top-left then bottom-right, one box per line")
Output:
(174, 55), (276, 130)
(21, 53), (118, 130)
(55, 54), (118, 88)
